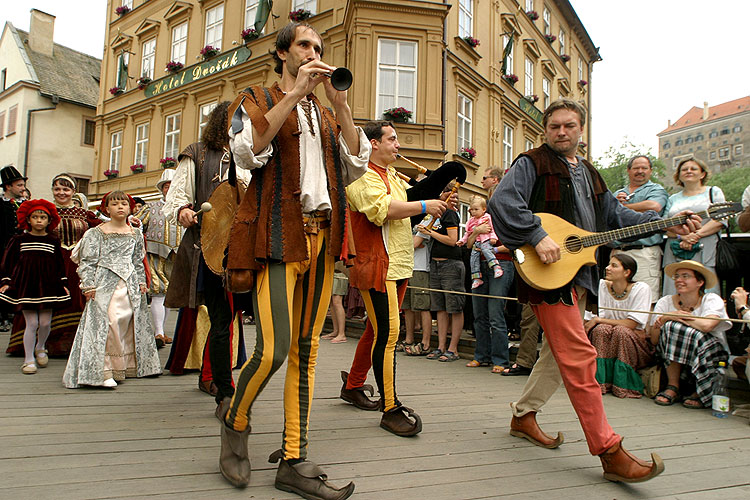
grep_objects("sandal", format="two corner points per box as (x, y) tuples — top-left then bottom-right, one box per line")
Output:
(405, 343), (429, 356)
(426, 349), (444, 360)
(501, 363), (532, 376)
(396, 340), (411, 352)
(654, 385), (681, 406)
(491, 365), (506, 374)
(438, 351), (459, 362)
(682, 395), (705, 409)
(466, 359), (490, 367)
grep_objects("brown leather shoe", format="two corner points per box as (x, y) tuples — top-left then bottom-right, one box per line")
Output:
(380, 406), (422, 437)
(198, 378), (218, 397)
(339, 371), (379, 411)
(270, 449), (354, 500)
(215, 396), (232, 423)
(509, 412), (564, 449)
(600, 438), (665, 483)
(218, 403), (251, 488)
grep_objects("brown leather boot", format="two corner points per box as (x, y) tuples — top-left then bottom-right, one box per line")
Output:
(380, 406), (422, 437)
(339, 371), (379, 411)
(600, 438), (665, 483)
(218, 403), (251, 488)
(509, 411), (564, 449)
(270, 449), (355, 500)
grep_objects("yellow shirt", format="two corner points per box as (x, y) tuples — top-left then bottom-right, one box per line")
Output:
(345, 164), (413, 281)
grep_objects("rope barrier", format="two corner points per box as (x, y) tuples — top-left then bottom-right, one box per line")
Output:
(407, 285), (750, 325)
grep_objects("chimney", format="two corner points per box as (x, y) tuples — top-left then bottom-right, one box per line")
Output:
(28, 9), (55, 57)
(702, 101), (709, 120)
(668, 119), (671, 127)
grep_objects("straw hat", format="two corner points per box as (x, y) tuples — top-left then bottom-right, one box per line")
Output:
(664, 260), (718, 290)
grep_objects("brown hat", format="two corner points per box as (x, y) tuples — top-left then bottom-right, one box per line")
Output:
(664, 260), (718, 290)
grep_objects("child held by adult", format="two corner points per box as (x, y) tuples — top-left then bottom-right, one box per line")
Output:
(63, 191), (161, 388)
(0, 200), (70, 374)
(457, 196), (503, 289)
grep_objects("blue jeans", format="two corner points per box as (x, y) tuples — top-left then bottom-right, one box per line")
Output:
(472, 259), (515, 367)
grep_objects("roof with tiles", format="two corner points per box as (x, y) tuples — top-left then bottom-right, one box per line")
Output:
(658, 96), (750, 136)
(12, 24), (101, 108)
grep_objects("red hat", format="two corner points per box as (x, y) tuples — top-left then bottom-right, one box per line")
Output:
(99, 191), (136, 216)
(16, 199), (60, 231)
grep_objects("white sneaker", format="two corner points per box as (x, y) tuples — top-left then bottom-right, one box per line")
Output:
(102, 378), (118, 388)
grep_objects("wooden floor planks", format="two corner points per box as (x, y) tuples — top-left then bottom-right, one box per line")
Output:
(1, 318), (749, 500)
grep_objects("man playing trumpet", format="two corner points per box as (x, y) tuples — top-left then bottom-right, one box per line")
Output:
(220, 22), (370, 500)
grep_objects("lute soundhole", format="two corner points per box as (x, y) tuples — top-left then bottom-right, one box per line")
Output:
(564, 235), (583, 253)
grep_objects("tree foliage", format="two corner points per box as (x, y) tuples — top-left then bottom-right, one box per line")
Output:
(706, 166), (750, 206)
(592, 141), (667, 192)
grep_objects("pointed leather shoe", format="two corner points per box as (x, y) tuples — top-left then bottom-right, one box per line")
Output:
(218, 403), (251, 488)
(215, 396), (232, 423)
(380, 405), (422, 437)
(270, 449), (355, 500)
(339, 371), (379, 411)
(600, 438), (665, 483)
(509, 411), (564, 449)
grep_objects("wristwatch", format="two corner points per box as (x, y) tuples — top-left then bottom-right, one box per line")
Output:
(738, 305), (749, 316)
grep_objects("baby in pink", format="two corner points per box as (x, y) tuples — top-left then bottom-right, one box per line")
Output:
(457, 196), (503, 288)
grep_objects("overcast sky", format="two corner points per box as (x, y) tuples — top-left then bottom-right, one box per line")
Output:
(4, 1), (749, 163)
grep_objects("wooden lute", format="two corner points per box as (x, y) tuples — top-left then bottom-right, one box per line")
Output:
(513, 202), (742, 291)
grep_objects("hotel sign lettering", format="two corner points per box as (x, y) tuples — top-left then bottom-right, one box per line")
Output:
(518, 98), (543, 125)
(144, 47), (252, 98)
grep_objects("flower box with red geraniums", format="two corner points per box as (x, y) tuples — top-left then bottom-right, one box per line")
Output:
(502, 74), (519, 85)
(526, 10), (539, 21)
(130, 164), (145, 174)
(459, 147), (477, 161)
(525, 94), (539, 103)
(463, 36), (480, 48)
(109, 87), (124, 96)
(104, 169), (119, 179)
(289, 9), (311, 22)
(544, 34), (557, 44)
(137, 77), (151, 90)
(165, 61), (183, 73)
(561, 54), (571, 62)
(200, 45), (220, 60)
(383, 107), (412, 123)
(578, 141), (588, 150)
(160, 157), (176, 169)
(241, 28), (259, 43)
(115, 6), (130, 16)
(578, 79), (588, 87)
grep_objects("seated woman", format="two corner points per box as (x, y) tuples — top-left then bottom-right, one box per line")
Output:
(729, 286), (750, 381)
(585, 254), (653, 398)
(650, 261), (731, 408)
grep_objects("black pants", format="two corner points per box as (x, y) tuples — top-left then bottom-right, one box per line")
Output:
(202, 260), (234, 403)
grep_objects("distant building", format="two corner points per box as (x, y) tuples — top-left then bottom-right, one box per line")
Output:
(0, 9), (101, 198)
(95, 0), (599, 221)
(657, 96), (750, 176)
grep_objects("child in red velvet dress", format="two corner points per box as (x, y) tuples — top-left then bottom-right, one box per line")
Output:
(0, 199), (69, 374)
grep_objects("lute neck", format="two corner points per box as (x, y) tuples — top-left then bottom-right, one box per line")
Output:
(581, 209), (709, 247)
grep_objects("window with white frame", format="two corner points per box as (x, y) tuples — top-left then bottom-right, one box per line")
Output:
(377, 39), (417, 119)
(735, 144), (743, 156)
(115, 52), (129, 89)
(559, 29), (566, 55)
(458, 0), (473, 38)
(542, 77), (550, 109)
(503, 35), (514, 75)
(141, 39), (156, 79)
(171, 22), (188, 64)
(134, 123), (149, 166)
(525, 139), (534, 152)
(198, 102), (218, 137)
(121, 0), (133, 8)
(524, 58), (534, 96)
(0, 111), (5, 138)
(526, 0), (534, 11)
(205, 4), (224, 51)
(457, 92), (472, 151)
(109, 131), (123, 172)
(244, 0), (263, 31)
(292, 0), (317, 14)
(164, 113), (181, 159)
(543, 7), (551, 35)
(459, 202), (470, 239)
(6, 106), (17, 135)
(577, 57), (584, 81)
(719, 147), (730, 159)
(503, 124), (514, 170)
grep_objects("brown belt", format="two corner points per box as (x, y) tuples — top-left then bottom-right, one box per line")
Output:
(302, 211), (331, 234)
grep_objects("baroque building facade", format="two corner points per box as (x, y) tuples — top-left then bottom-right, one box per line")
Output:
(96, 0), (599, 219)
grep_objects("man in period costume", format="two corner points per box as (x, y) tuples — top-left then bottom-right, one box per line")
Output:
(0, 165), (27, 331)
(219, 22), (370, 500)
(490, 98), (701, 483)
(137, 169), (184, 346)
(164, 102), (250, 402)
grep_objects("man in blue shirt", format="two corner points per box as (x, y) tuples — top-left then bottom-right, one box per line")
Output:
(613, 156), (668, 302)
